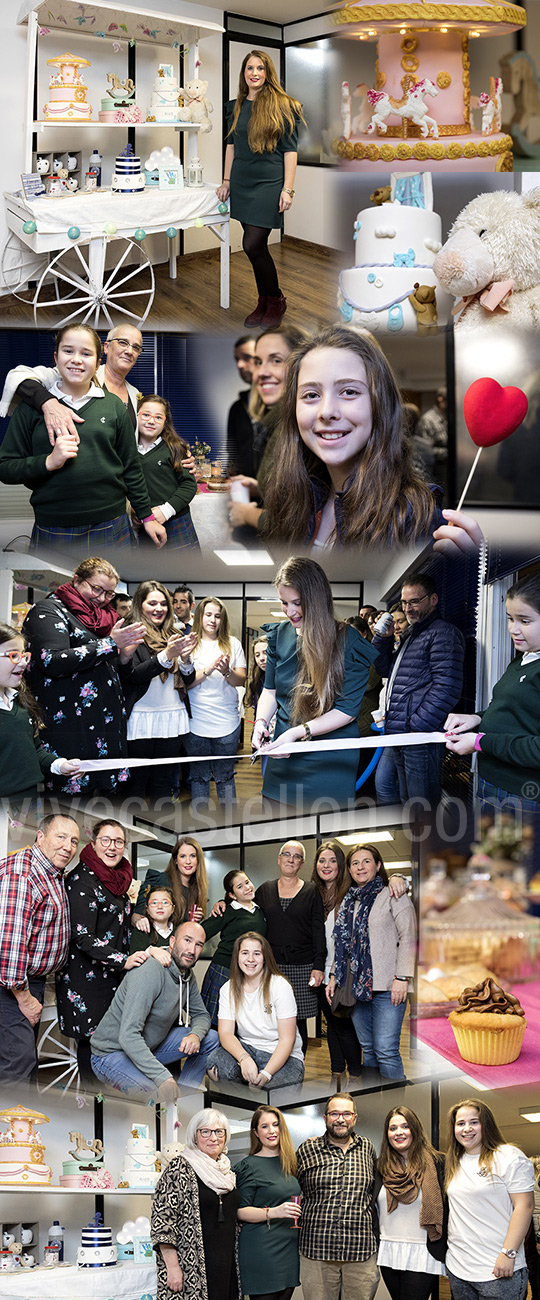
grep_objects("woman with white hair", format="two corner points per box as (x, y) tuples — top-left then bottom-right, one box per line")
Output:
(151, 1107), (241, 1300)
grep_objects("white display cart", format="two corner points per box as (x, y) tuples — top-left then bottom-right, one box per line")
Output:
(3, 1), (229, 325)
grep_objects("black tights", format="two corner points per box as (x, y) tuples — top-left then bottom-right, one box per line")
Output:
(242, 223), (280, 296)
(297, 1017), (308, 1056)
(380, 1266), (437, 1300)
(250, 1289), (295, 1300)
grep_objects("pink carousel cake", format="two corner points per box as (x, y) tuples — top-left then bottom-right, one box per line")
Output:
(0, 1105), (52, 1186)
(334, 1), (526, 172)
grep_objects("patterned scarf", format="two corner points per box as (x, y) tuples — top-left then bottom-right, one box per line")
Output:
(333, 876), (384, 1001)
(55, 582), (117, 635)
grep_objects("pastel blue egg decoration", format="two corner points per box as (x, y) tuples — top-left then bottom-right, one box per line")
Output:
(67, 226), (81, 240)
(218, 202), (228, 214)
(133, 228), (146, 241)
(166, 226), (177, 238)
(22, 220), (37, 234)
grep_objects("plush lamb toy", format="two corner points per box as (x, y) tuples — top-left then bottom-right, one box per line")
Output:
(178, 79), (213, 133)
(433, 188), (540, 330)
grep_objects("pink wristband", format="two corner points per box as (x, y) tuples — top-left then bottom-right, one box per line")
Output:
(474, 733), (485, 752)
(141, 512), (156, 523)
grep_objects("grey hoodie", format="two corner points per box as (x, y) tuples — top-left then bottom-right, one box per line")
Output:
(90, 958), (210, 1086)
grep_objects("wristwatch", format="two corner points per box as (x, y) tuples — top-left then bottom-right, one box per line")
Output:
(501, 1249), (517, 1259)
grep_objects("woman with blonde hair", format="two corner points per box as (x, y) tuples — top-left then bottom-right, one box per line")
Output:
(235, 1107), (302, 1300)
(216, 51), (304, 329)
(445, 1098), (534, 1299)
(184, 596), (246, 805)
(374, 1106), (446, 1299)
(252, 556), (377, 808)
(207, 933), (305, 1089)
(132, 837), (208, 933)
(151, 1108), (240, 1300)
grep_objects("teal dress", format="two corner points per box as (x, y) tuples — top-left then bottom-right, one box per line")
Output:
(261, 621), (377, 808)
(226, 100), (299, 229)
(235, 1154), (301, 1294)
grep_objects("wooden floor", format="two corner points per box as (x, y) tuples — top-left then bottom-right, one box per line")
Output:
(0, 238), (343, 334)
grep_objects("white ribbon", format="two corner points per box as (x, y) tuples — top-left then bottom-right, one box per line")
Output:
(77, 731), (447, 772)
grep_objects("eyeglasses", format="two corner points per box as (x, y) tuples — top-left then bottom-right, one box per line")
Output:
(0, 650), (31, 665)
(401, 596), (429, 609)
(198, 1128), (225, 1139)
(97, 836), (126, 849)
(111, 337), (143, 355)
(327, 1110), (355, 1119)
(280, 852), (304, 862)
(84, 581), (116, 601)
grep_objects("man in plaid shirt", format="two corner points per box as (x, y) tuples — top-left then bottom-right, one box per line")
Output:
(0, 813), (79, 1083)
(296, 1093), (379, 1300)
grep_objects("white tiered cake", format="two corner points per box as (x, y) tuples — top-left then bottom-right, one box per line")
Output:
(147, 63), (183, 122)
(118, 1123), (161, 1190)
(78, 1214), (118, 1269)
(0, 1104), (52, 1186)
(44, 52), (92, 122)
(111, 144), (145, 194)
(338, 171), (452, 333)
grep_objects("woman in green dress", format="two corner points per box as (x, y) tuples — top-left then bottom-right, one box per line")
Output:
(236, 1106), (301, 1300)
(216, 51), (304, 330)
(252, 556), (377, 811)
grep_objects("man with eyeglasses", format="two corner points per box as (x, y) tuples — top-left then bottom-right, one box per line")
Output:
(296, 1093), (379, 1300)
(0, 323), (144, 442)
(0, 813), (80, 1084)
(90, 921), (218, 1101)
(373, 572), (465, 808)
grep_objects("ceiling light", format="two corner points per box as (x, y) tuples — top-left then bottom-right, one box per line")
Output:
(520, 1110), (540, 1123)
(336, 831), (394, 845)
(213, 549), (274, 566)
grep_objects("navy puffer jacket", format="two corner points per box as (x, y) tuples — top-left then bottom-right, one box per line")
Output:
(373, 610), (465, 734)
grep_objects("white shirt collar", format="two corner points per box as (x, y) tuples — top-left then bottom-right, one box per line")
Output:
(50, 379), (104, 409)
(138, 437), (163, 455)
(0, 688), (17, 712)
(521, 651), (540, 664)
(230, 899), (259, 912)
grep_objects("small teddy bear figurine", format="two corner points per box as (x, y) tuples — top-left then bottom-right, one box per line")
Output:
(177, 78), (213, 133)
(408, 283), (439, 335)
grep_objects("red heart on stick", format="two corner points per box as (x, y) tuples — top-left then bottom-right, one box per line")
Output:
(463, 378), (528, 448)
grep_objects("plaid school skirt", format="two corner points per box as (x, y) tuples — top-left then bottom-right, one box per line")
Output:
(201, 961), (230, 1026)
(30, 512), (136, 555)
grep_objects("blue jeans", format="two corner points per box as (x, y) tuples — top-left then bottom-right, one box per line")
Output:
(207, 1037), (305, 1089)
(351, 992), (407, 1079)
(447, 1267), (528, 1300)
(184, 724), (241, 804)
(393, 742), (443, 809)
(374, 750), (400, 804)
(91, 1026), (219, 1097)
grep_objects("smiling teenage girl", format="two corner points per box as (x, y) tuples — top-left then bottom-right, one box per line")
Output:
(0, 622), (79, 801)
(207, 934), (305, 1089)
(135, 395), (199, 549)
(132, 837), (208, 932)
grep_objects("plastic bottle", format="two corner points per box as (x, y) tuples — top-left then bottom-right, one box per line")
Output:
(47, 1222), (65, 1262)
(88, 149), (102, 186)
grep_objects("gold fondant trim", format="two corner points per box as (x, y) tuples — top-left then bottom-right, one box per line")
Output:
(437, 71), (452, 87)
(377, 121), (471, 134)
(335, 132), (514, 162)
(401, 54), (420, 70)
(401, 34), (418, 50)
(333, 5), (526, 28)
(462, 34), (470, 126)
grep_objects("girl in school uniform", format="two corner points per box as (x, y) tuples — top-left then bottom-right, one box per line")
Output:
(135, 394), (200, 550)
(0, 620), (79, 801)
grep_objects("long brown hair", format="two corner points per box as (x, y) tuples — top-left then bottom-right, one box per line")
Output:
(263, 326), (436, 547)
(229, 50), (304, 154)
(378, 1107), (439, 1182)
(192, 597), (232, 655)
(248, 325), (306, 421)
(0, 622), (44, 733)
(244, 636), (268, 710)
(137, 393), (189, 472)
(445, 1099), (508, 1188)
(311, 840), (350, 915)
(228, 932), (288, 1018)
(166, 838), (208, 920)
(346, 844), (390, 887)
(274, 557), (345, 723)
(128, 580), (176, 644)
(250, 1106), (297, 1178)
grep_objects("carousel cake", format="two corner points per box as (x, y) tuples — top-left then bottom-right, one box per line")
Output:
(111, 144), (145, 194)
(338, 170), (453, 332)
(147, 63), (183, 122)
(78, 1214), (118, 1269)
(334, 1), (526, 172)
(0, 1105), (52, 1185)
(44, 52), (93, 122)
(99, 72), (142, 123)
(59, 1130), (115, 1189)
(118, 1123), (161, 1191)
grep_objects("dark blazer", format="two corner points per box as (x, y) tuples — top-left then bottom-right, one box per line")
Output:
(255, 879), (326, 970)
(122, 643), (195, 718)
(372, 1151), (448, 1262)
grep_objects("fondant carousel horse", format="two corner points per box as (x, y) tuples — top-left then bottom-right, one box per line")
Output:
(500, 51), (540, 155)
(367, 78), (439, 138)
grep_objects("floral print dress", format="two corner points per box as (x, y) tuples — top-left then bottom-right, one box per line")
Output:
(23, 594), (130, 793)
(55, 864), (131, 1041)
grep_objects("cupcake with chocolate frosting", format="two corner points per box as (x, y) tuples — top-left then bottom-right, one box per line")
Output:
(448, 977), (526, 1065)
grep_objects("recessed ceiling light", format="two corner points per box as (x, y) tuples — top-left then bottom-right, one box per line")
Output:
(336, 831), (394, 845)
(520, 1110), (540, 1123)
(213, 549), (274, 566)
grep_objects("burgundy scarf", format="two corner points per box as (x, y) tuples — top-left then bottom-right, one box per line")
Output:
(55, 582), (118, 635)
(79, 841), (133, 897)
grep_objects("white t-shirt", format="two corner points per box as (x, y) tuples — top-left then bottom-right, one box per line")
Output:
(446, 1145), (534, 1282)
(218, 974), (304, 1062)
(188, 637), (246, 738)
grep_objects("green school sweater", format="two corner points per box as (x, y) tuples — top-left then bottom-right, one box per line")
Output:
(0, 697), (56, 798)
(0, 392), (151, 526)
(478, 656), (540, 798)
(202, 903), (267, 970)
(139, 442), (197, 517)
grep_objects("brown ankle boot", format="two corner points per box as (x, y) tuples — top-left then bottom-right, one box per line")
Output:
(260, 293), (287, 328)
(244, 297), (267, 327)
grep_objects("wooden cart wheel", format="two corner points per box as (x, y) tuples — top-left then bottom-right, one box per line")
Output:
(0, 231), (48, 301)
(32, 234), (155, 327)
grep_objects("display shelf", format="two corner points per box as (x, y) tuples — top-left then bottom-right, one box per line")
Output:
(32, 122), (201, 131)
(0, 1187), (153, 1194)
